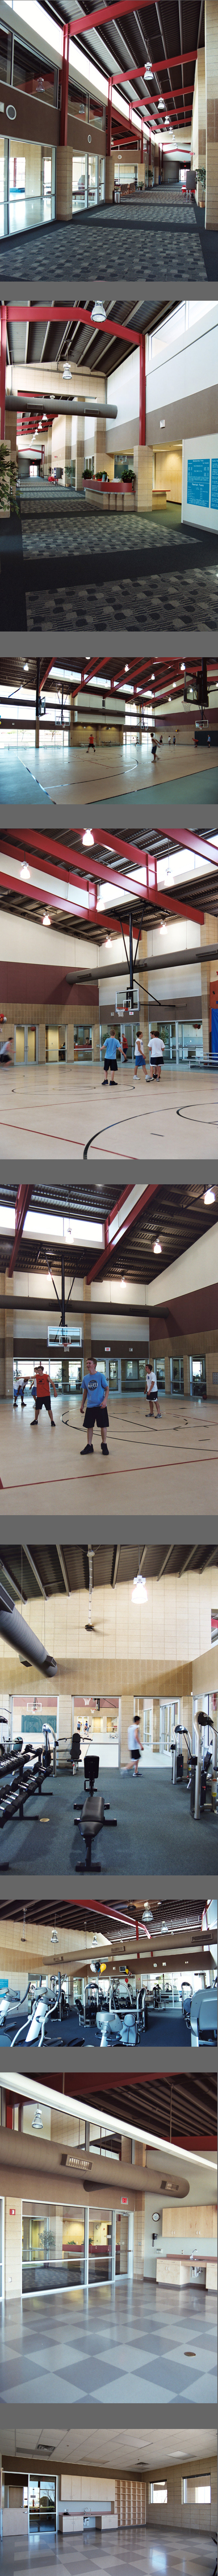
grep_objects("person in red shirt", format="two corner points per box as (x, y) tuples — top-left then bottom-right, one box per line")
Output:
(31, 1365), (56, 1428)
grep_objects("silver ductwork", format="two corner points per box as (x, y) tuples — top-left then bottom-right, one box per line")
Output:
(0, 1583), (57, 1677)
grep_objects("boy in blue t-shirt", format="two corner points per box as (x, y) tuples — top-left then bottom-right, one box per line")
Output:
(80, 1356), (109, 1455)
(102, 1029), (121, 1087)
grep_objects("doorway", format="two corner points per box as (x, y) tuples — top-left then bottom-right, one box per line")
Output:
(29, 2478), (56, 2528)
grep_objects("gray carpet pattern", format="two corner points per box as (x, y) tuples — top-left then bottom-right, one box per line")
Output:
(0, 192), (207, 280)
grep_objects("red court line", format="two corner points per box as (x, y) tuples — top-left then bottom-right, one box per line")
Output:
(1, 1448), (218, 1494)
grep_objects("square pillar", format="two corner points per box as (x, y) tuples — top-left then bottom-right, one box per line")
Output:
(56, 145), (73, 220)
(5, 2198), (22, 2300)
(205, 0), (218, 225)
(94, 418), (106, 475)
(183, 1354), (190, 1397)
(75, 420), (84, 491)
(133, 445), (153, 511)
(4, 1270), (13, 1400)
(111, 2207), (116, 2281)
(105, 153), (114, 201)
(83, 1281), (91, 1363)
(84, 2203), (89, 2287)
(164, 1352), (171, 1395)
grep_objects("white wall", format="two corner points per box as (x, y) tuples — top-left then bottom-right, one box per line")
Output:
(146, 304), (218, 424)
(106, 346), (140, 444)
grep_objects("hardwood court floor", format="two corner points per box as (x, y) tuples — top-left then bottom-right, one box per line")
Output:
(0, 1060), (217, 1165)
(0, 1393), (217, 1515)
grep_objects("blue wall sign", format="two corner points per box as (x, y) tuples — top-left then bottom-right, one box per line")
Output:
(211, 457), (218, 510)
(187, 457), (210, 508)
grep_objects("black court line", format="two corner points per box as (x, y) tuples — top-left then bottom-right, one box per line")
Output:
(0, 507), (27, 628)
(83, 1090), (218, 1156)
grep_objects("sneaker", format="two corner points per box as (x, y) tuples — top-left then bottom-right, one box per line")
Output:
(31, 1419), (38, 1426)
(102, 1080), (108, 1087)
(110, 1080), (117, 1086)
(101, 1443), (109, 1455)
(80, 1444), (94, 1454)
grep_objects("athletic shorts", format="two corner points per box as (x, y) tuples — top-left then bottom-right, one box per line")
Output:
(135, 1056), (145, 1070)
(130, 1747), (141, 1760)
(35, 1396), (51, 1413)
(104, 1057), (118, 1072)
(146, 1389), (157, 1402)
(84, 1405), (109, 1429)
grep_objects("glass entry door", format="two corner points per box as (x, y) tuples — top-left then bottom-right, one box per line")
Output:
(88, 2214), (112, 2280)
(29, 2479), (56, 2527)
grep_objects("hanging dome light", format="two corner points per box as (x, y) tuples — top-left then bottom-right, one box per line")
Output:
(132, 1550), (147, 1605)
(63, 362), (72, 379)
(32, 2103), (43, 2131)
(91, 300), (106, 323)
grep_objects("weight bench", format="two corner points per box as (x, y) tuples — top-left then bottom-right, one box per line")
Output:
(74, 1754), (117, 1871)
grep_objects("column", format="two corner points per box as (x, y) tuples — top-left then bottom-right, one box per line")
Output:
(58, 1693), (72, 1751)
(75, 419), (84, 491)
(4, 2198), (22, 2300)
(205, 0), (218, 225)
(133, 446), (153, 511)
(84, 2202), (89, 2287)
(183, 1354), (190, 1397)
(93, 418), (107, 476)
(105, 152), (114, 201)
(56, 146), (73, 220)
(0, 1270), (14, 1400)
(139, 922), (149, 1056)
(191, 50), (206, 202)
(200, 912), (212, 1054)
(163, 1352), (171, 1395)
(111, 2207), (116, 2281)
(83, 1281), (91, 1364)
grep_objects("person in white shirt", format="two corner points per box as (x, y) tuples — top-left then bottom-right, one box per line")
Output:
(133, 1030), (146, 1084)
(127, 1721), (142, 1775)
(147, 1030), (165, 1081)
(146, 1365), (161, 1418)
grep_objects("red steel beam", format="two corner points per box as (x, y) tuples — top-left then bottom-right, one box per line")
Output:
(0, 834), (206, 923)
(8, 1185), (33, 1278)
(113, 51), (197, 80)
(86, 1184), (158, 1281)
(6, 304), (141, 349)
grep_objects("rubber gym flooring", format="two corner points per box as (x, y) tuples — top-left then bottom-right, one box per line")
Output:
(2, 2541), (217, 2575)
(1, 502), (217, 630)
(0, 2008), (192, 2048)
(1, 739), (218, 812)
(0, 190), (215, 281)
(0, 2276), (216, 2405)
(0, 1759), (216, 1874)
